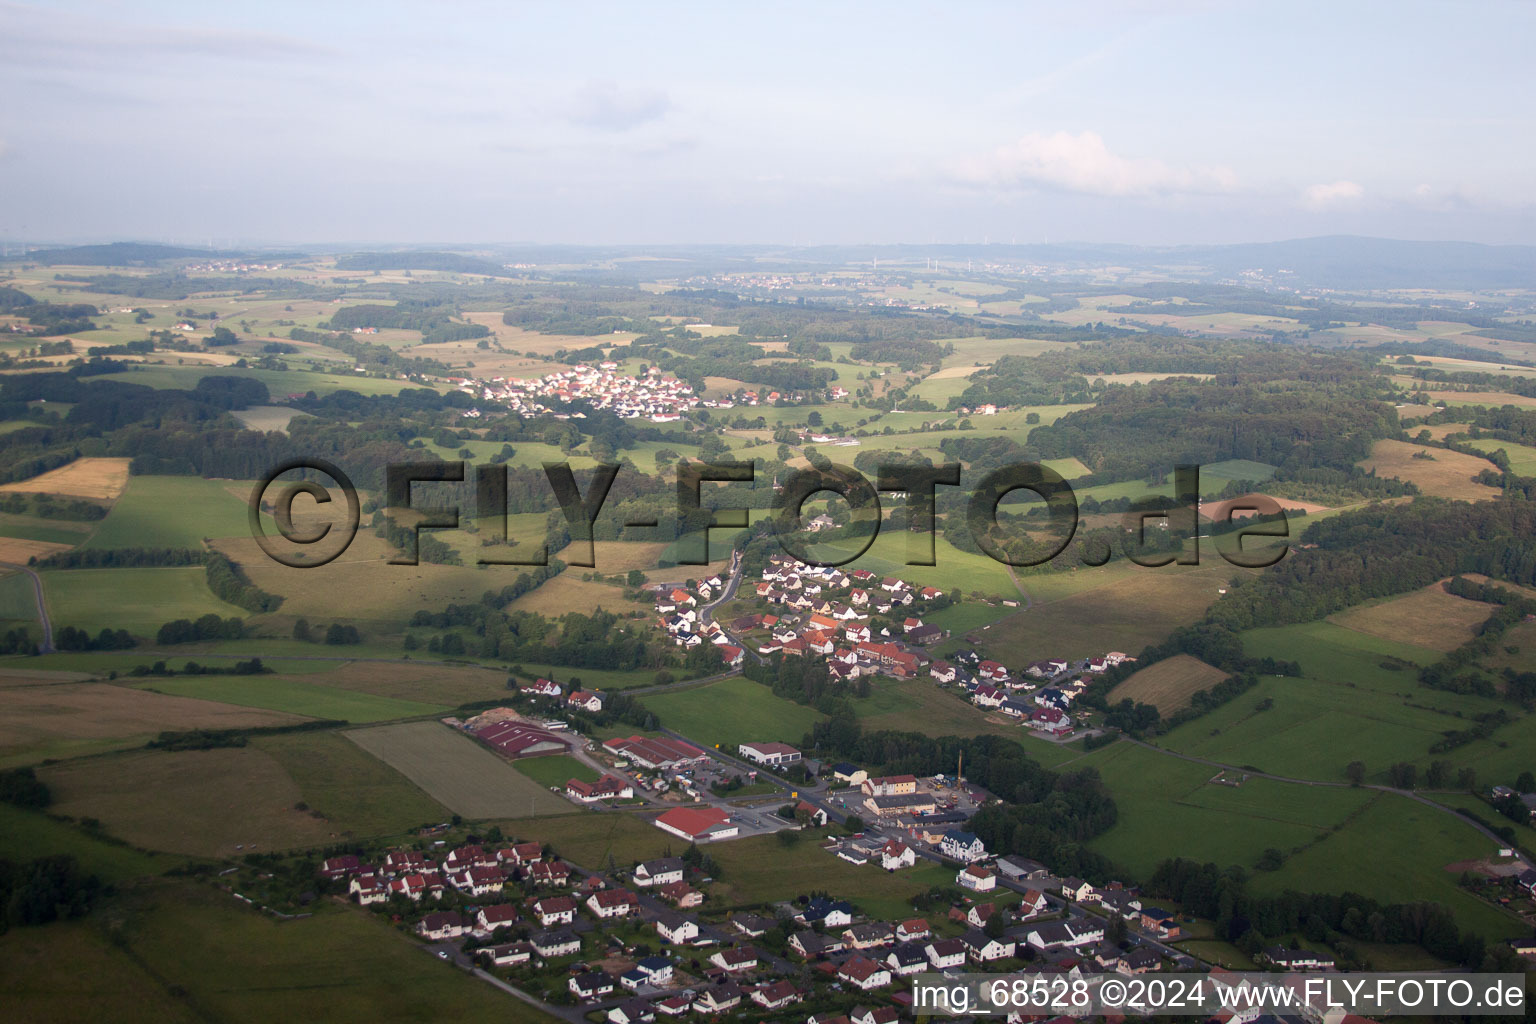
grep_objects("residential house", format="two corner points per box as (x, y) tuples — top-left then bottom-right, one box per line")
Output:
(533, 895), (577, 926)
(880, 840), (916, 871)
(476, 904), (520, 934)
(750, 980), (802, 1010)
(531, 929), (581, 958)
(633, 857), (685, 888)
(653, 911), (700, 945)
(957, 864), (997, 892)
(837, 955), (892, 991)
(570, 972), (615, 1001)
(587, 888), (640, 919)
(885, 943), (930, 977)
(962, 928), (1014, 963)
(940, 830), (987, 863)
(482, 942), (533, 967)
(692, 982), (742, 1015)
(925, 937), (967, 970)
(415, 910), (465, 941)
(709, 946), (759, 973)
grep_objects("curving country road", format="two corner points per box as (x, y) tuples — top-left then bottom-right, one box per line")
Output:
(0, 561), (54, 653)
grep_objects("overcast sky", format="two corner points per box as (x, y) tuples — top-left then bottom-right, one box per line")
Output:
(3, 0), (1534, 246)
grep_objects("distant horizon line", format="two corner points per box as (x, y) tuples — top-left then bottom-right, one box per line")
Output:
(4, 233), (1536, 254)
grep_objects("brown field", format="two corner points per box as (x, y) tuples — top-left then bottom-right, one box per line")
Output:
(1107, 654), (1229, 714)
(1419, 423), (1472, 441)
(0, 457), (131, 500)
(701, 375), (749, 397)
(460, 319), (640, 357)
(924, 364), (983, 380)
(294, 660), (508, 706)
(1356, 439), (1503, 500)
(38, 747), (342, 856)
(987, 563), (1236, 663)
(404, 334), (555, 379)
(0, 679), (307, 766)
(508, 574), (635, 617)
(1198, 492), (1330, 522)
(215, 531), (515, 626)
(1093, 371), (1216, 385)
(345, 721), (573, 819)
(0, 537), (73, 563)
(557, 540), (672, 572)
(1425, 390), (1536, 409)
(1328, 581), (1496, 652)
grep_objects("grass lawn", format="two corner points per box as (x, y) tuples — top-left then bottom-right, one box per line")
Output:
(640, 677), (826, 751)
(43, 566), (251, 637)
(0, 880), (559, 1024)
(85, 475), (256, 548)
(852, 676), (1021, 738)
(0, 803), (172, 881)
(703, 833), (955, 918)
(513, 753), (597, 789)
(0, 570), (40, 620)
(1076, 740), (1373, 878)
(983, 561), (1235, 663)
(37, 746), (370, 857)
(1248, 792), (1525, 941)
(133, 674), (448, 723)
(255, 730), (449, 837)
(502, 811), (681, 868)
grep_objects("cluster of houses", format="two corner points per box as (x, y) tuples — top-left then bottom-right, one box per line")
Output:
(933, 649), (1133, 736)
(653, 581), (744, 665)
(319, 805), (1370, 1024)
(454, 364), (704, 422)
(320, 841), (574, 911)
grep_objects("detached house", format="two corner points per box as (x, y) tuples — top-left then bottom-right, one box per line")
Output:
(416, 910), (466, 941)
(957, 864), (996, 892)
(880, 840), (916, 871)
(633, 857), (685, 888)
(838, 954), (892, 991)
(587, 888), (640, 919)
(653, 910), (700, 945)
(940, 830), (987, 863)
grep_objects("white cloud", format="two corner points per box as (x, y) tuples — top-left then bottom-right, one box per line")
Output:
(1299, 180), (1364, 209)
(566, 82), (672, 132)
(952, 131), (1237, 197)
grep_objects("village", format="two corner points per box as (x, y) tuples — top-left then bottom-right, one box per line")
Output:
(451, 363), (835, 423)
(311, 782), (1476, 1024)
(652, 552), (1135, 741)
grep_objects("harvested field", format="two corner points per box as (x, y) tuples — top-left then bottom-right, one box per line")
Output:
(1425, 390), (1536, 409)
(1356, 439), (1502, 500)
(0, 537), (72, 563)
(38, 747), (341, 857)
(0, 679), (307, 765)
(0, 457), (131, 500)
(1198, 492), (1329, 522)
(1107, 654), (1229, 714)
(344, 720), (572, 818)
(1328, 581), (1496, 652)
